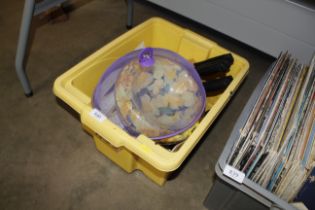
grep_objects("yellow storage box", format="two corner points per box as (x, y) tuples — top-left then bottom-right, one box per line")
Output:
(53, 17), (249, 185)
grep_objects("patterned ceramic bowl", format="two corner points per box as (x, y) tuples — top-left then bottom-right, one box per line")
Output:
(93, 48), (206, 140)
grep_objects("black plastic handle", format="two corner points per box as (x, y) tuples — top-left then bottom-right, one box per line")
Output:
(194, 53), (234, 76)
(203, 76), (233, 92)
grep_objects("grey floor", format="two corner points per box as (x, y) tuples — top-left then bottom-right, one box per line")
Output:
(0, 1), (275, 210)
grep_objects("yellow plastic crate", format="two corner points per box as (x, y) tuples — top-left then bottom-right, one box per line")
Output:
(53, 17), (249, 185)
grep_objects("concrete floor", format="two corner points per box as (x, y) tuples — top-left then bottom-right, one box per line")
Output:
(0, 1), (274, 210)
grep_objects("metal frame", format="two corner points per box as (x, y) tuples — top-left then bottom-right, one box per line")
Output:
(15, 0), (134, 96)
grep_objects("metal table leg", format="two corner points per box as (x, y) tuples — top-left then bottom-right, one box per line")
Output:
(126, 0), (134, 29)
(15, 0), (36, 97)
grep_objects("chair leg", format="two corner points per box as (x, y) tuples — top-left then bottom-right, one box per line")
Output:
(15, 0), (36, 97)
(126, 0), (134, 29)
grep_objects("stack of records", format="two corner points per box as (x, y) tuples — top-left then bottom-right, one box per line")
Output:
(227, 52), (315, 204)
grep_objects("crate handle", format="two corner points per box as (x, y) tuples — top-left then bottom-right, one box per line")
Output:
(81, 107), (128, 148)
